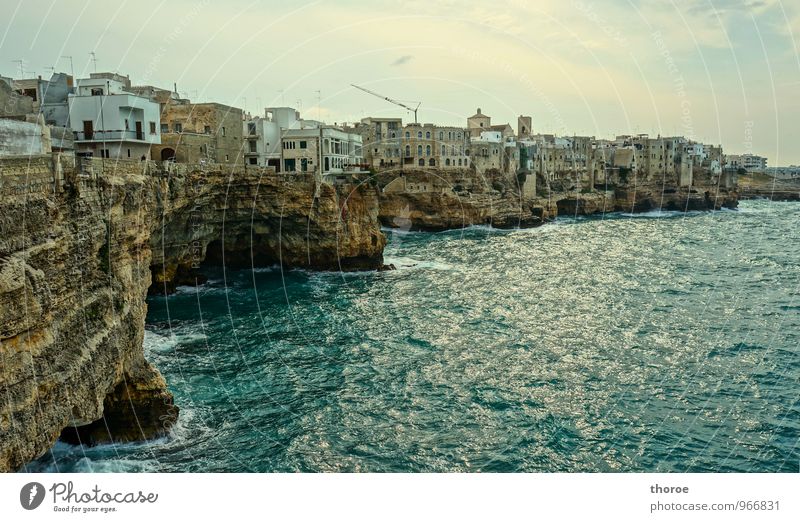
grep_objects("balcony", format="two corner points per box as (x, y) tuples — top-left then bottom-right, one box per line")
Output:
(74, 129), (151, 142)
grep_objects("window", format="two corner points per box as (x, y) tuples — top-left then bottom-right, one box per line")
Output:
(127, 148), (131, 158)
(249, 157), (257, 165)
(249, 141), (257, 153)
(417, 145), (422, 156)
(426, 145), (431, 156)
(90, 87), (103, 96)
(248, 123), (256, 135)
(439, 132), (443, 140)
(417, 131), (422, 138)
(418, 159), (424, 166)
(299, 141), (307, 149)
(426, 131), (431, 139)
(174, 123), (182, 133)
(405, 131), (410, 139)
(102, 149), (110, 158)
(204, 125), (211, 134)
(458, 158), (462, 166)
(283, 141), (296, 150)
(124, 119), (129, 130)
(161, 123), (169, 133)
(405, 145), (410, 157)
(222, 127), (226, 137)
(225, 155), (229, 161)
(441, 145), (446, 155)
(150, 122), (156, 134)
(390, 132), (396, 138)
(445, 158), (450, 166)
(429, 158), (435, 166)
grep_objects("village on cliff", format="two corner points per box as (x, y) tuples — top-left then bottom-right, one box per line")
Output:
(0, 69), (769, 200)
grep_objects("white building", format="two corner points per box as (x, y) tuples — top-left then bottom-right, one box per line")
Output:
(725, 153), (767, 172)
(280, 126), (363, 178)
(243, 106), (321, 169)
(68, 73), (161, 159)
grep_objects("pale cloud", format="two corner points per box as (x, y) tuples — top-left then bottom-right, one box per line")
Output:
(0, 0), (797, 162)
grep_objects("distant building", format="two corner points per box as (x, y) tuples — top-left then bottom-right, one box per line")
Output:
(153, 98), (242, 164)
(68, 72), (161, 160)
(243, 107), (311, 169)
(725, 153), (767, 172)
(358, 117), (403, 169)
(280, 126), (363, 178)
(517, 115), (532, 138)
(467, 108), (491, 138)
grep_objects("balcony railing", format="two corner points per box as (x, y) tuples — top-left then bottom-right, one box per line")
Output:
(74, 129), (150, 141)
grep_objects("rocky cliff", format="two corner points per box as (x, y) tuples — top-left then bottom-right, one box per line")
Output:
(0, 156), (386, 471)
(376, 167), (738, 231)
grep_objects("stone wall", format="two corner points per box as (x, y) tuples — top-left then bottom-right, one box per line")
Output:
(0, 118), (51, 157)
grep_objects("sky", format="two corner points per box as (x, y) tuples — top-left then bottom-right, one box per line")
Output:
(2, 0), (799, 164)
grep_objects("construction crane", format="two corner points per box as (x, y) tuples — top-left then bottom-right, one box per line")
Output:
(351, 84), (420, 123)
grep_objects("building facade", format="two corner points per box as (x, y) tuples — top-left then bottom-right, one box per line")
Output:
(154, 100), (243, 164)
(68, 72), (161, 159)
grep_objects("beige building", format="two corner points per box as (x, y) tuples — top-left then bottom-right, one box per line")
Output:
(467, 108), (491, 138)
(153, 99), (243, 164)
(359, 117), (403, 169)
(280, 126), (363, 178)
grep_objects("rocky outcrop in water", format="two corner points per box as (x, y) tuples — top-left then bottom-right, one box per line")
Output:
(376, 166), (738, 230)
(0, 155), (386, 471)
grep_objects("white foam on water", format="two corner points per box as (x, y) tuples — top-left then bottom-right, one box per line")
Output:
(143, 328), (206, 355)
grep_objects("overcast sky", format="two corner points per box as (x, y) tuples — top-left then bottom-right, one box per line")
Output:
(2, 0), (798, 164)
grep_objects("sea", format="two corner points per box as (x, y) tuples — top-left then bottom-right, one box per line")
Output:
(27, 200), (800, 472)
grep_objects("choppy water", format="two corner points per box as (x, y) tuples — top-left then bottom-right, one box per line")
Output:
(28, 200), (800, 472)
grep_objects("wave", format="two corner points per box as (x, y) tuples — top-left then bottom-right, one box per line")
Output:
(143, 328), (206, 354)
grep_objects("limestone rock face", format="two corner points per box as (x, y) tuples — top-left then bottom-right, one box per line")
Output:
(376, 167), (738, 230)
(0, 159), (386, 471)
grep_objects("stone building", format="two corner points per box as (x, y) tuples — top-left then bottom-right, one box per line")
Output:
(401, 123), (470, 169)
(467, 108), (491, 137)
(358, 117), (403, 169)
(518, 115), (532, 138)
(153, 100), (243, 164)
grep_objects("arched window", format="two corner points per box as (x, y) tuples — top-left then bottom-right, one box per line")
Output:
(425, 131), (431, 139)
(426, 145), (431, 156)
(445, 158), (450, 166)
(439, 131), (443, 140)
(457, 133), (462, 139)
(429, 158), (435, 166)
(458, 158), (462, 166)
(418, 159), (424, 166)
(390, 132), (396, 138)
(465, 149), (470, 156)
(405, 131), (410, 138)
(405, 145), (411, 157)
(417, 131), (422, 138)
(441, 145), (446, 155)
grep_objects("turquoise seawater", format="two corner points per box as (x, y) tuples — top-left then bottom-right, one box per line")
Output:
(29, 200), (800, 472)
